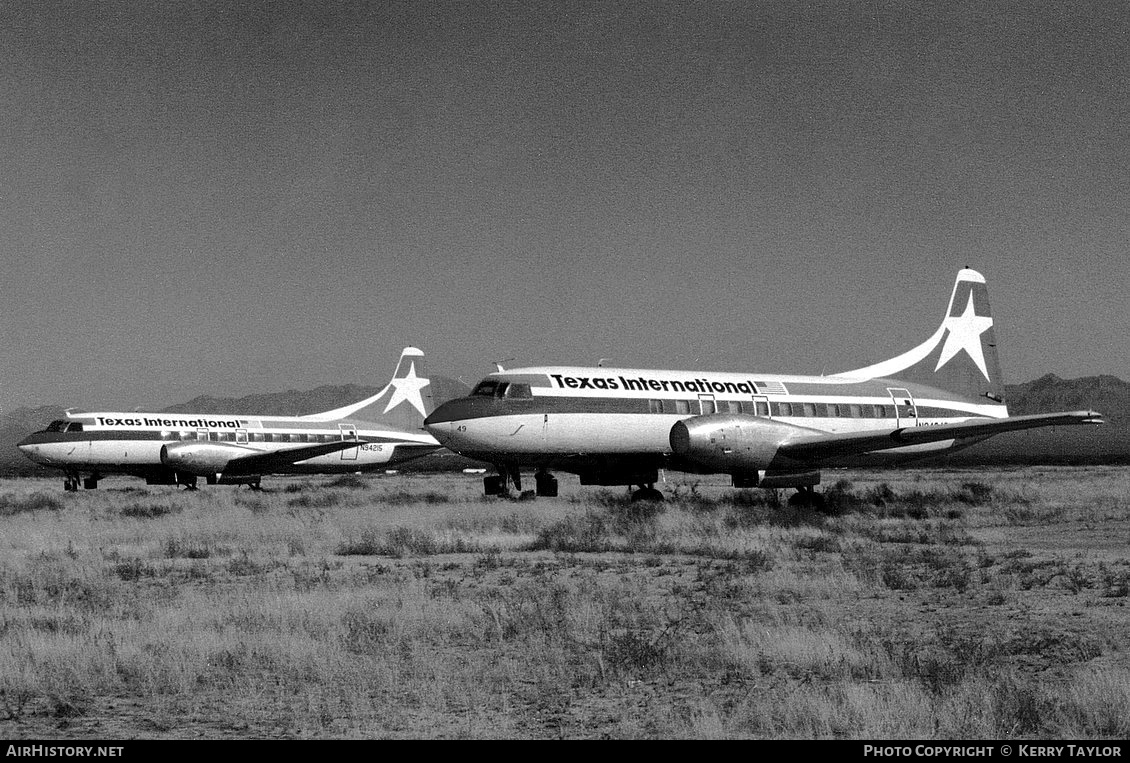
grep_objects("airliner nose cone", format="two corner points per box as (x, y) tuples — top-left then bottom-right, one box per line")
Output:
(16, 441), (47, 464)
(424, 399), (467, 428)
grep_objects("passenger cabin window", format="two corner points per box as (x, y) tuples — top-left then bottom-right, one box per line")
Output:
(675, 400), (690, 415)
(725, 401), (742, 414)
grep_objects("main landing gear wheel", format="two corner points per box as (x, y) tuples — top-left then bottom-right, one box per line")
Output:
(630, 485), (664, 503)
(483, 474), (506, 497)
(787, 486), (825, 510)
(535, 470), (558, 497)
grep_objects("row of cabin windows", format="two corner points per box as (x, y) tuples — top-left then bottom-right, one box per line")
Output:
(44, 421), (351, 441)
(160, 431), (347, 443)
(647, 400), (907, 418)
(776, 402), (905, 418)
(467, 383), (914, 419)
(647, 399), (769, 415)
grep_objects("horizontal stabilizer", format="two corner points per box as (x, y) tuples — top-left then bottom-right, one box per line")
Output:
(779, 410), (1104, 463)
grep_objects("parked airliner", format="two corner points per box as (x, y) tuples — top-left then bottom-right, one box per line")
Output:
(424, 270), (1104, 505)
(19, 347), (440, 490)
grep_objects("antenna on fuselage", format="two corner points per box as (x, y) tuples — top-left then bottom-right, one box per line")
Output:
(493, 357), (515, 372)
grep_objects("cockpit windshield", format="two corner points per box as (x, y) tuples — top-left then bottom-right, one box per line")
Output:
(44, 420), (83, 433)
(470, 380), (533, 399)
(472, 380), (499, 397)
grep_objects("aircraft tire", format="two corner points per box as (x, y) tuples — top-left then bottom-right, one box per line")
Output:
(535, 473), (558, 497)
(484, 475), (505, 496)
(788, 490), (825, 510)
(630, 487), (664, 503)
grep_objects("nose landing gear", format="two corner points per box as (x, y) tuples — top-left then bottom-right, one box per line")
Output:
(63, 471), (101, 491)
(483, 467), (559, 498)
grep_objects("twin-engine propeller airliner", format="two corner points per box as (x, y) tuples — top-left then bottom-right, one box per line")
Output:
(424, 270), (1104, 505)
(19, 347), (440, 491)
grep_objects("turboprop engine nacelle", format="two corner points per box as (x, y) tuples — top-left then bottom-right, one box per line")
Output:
(160, 442), (250, 476)
(669, 414), (817, 474)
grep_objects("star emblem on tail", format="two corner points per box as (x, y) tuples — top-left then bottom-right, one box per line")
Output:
(935, 292), (993, 380)
(383, 362), (431, 416)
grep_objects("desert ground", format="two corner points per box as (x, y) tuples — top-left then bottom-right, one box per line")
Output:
(1, 466), (1127, 739)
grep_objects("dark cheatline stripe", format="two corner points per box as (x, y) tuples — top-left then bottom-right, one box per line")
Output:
(428, 396), (995, 423)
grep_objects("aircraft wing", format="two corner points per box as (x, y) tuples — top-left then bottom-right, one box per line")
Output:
(221, 441), (364, 475)
(778, 410), (1104, 463)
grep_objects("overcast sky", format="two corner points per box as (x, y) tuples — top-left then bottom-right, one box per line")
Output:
(1, 0), (1127, 412)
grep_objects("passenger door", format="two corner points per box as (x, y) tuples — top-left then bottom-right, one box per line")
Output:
(887, 388), (919, 427)
(338, 424), (359, 460)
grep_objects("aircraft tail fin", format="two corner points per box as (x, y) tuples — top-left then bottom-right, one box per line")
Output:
(303, 347), (434, 431)
(834, 269), (1007, 406)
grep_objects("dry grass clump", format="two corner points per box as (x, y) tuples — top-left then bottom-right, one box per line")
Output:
(0, 492), (63, 516)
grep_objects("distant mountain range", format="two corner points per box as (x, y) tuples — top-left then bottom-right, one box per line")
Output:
(1005, 374), (1128, 424)
(161, 376), (471, 418)
(2, 374), (1127, 476)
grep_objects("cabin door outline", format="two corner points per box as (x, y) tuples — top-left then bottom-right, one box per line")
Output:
(886, 387), (919, 427)
(338, 424), (359, 460)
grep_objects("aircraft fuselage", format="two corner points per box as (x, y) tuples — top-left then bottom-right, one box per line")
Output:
(19, 412), (438, 487)
(425, 367), (1003, 480)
